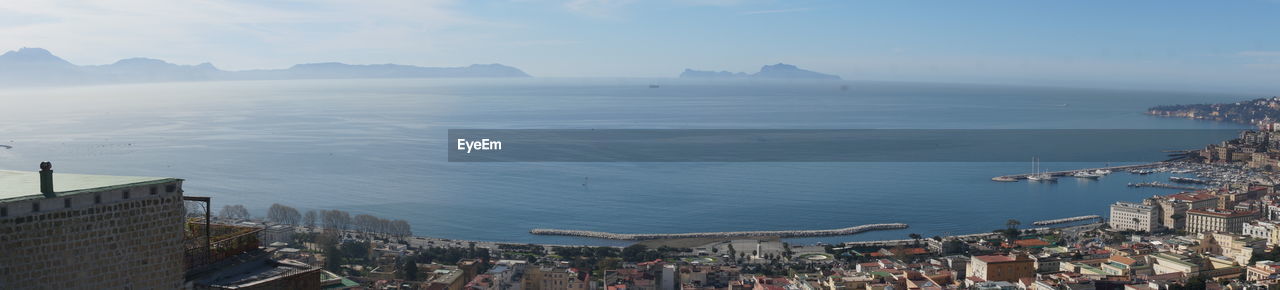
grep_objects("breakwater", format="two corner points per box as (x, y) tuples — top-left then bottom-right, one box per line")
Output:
(530, 223), (908, 240)
(1032, 215), (1101, 226)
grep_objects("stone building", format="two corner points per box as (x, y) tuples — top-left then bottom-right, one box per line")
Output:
(0, 164), (187, 289)
(1153, 192), (1218, 230)
(1109, 201), (1160, 232)
(523, 264), (588, 290)
(966, 253), (1034, 283)
(1187, 208), (1260, 234)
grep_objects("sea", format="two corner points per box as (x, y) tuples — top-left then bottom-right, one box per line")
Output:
(0, 78), (1256, 246)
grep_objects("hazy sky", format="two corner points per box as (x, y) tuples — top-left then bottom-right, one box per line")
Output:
(1, 0), (1278, 91)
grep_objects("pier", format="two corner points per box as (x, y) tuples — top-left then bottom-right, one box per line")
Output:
(1032, 215), (1101, 226)
(991, 162), (1163, 182)
(530, 223), (908, 240)
(1127, 182), (1202, 191)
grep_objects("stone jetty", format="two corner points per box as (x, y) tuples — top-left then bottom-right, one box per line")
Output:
(530, 223), (908, 240)
(1032, 215), (1101, 226)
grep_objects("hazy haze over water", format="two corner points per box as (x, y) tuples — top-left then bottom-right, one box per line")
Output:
(0, 79), (1253, 245)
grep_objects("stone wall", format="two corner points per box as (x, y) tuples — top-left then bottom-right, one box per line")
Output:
(0, 181), (186, 289)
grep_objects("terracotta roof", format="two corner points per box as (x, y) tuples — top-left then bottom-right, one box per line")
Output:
(973, 255), (1016, 263)
(1014, 239), (1051, 247)
(1109, 255), (1137, 266)
(1170, 192), (1217, 202)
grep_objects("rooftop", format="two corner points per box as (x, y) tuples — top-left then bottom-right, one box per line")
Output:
(1188, 208), (1257, 218)
(1169, 191), (1217, 202)
(0, 169), (177, 202)
(973, 255), (1019, 263)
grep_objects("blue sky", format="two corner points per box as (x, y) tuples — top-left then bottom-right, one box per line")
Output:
(1, 0), (1278, 91)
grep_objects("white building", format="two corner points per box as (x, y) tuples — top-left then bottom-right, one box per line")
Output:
(1110, 201), (1160, 232)
(1244, 221), (1277, 242)
(259, 223), (296, 245)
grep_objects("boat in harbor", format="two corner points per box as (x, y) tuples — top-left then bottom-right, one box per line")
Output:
(1027, 157), (1057, 182)
(1073, 171), (1102, 179)
(1028, 173), (1057, 182)
(1169, 176), (1210, 184)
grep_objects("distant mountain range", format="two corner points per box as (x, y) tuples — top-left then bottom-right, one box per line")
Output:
(0, 47), (530, 86)
(679, 63), (841, 80)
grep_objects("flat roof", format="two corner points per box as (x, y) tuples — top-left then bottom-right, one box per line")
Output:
(0, 169), (178, 202)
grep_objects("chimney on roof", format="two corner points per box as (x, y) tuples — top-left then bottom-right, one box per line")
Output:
(39, 161), (54, 197)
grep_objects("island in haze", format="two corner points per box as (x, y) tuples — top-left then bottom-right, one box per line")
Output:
(679, 63), (841, 80)
(0, 47), (530, 87)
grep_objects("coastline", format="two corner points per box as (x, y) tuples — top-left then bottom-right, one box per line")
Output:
(529, 223), (909, 240)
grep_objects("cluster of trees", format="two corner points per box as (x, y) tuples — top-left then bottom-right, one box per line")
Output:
(551, 246), (622, 273)
(317, 232), (371, 273)
(415, 245), (491, 265)
(353, 213), (413, 238)
(220, 204), (413, 238)
(500, 244), (546, 253)
(219, 205), (251, 219)
(1251, 246), (1280, 264)
(620, 244), (688, 262)
(267, 204), (302, 225)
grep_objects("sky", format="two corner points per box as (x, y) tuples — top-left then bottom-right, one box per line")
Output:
(1, 0), (1279, 92)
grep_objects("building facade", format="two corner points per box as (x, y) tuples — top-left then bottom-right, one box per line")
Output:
(967, 254), (1035, 283)
(1110, 201), (1160, 232)
(0, 167), (187, 289)
(1187, 208), (1260, 234)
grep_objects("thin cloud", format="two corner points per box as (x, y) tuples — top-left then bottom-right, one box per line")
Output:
(740, 7), (809, 15)
(1238, 51), (1280, 57)
(564, 0), (637, 18)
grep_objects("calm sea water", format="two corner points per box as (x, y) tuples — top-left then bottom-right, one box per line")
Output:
(0, 79), (1253, 246)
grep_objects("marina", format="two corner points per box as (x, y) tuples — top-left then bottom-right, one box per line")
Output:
(992, 163), (1163, 182)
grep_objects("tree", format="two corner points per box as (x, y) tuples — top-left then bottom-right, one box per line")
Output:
(324, 243), (344, 272)
(219, 204), (250, 219)
(908, 233), (923, 245)
(321, 210), (353, 231)
(1171, 275), (1206, 290)
(303, 210), (317, 228)
(622, 244), (649, 262)
(355, 214), (379, 233)
(1006, 219), (1021, 230)
(401, 258), (420, 281)
(267, 204), (302, 225)
(390, 220), (412, 237)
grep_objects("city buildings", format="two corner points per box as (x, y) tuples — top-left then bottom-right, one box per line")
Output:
(1109, 201), (1161, 232)
(1186, 208), (1260, 234)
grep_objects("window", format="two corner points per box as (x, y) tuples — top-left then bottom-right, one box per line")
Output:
(32, 202), (39, 212)
(150, 186), (157, 195)
(64, 199), (71, 208)
(94, 194), (101, 204)
(1, 206), (6, 217)
(123, 190), (130, 199)
(165, 184), (176, 193)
